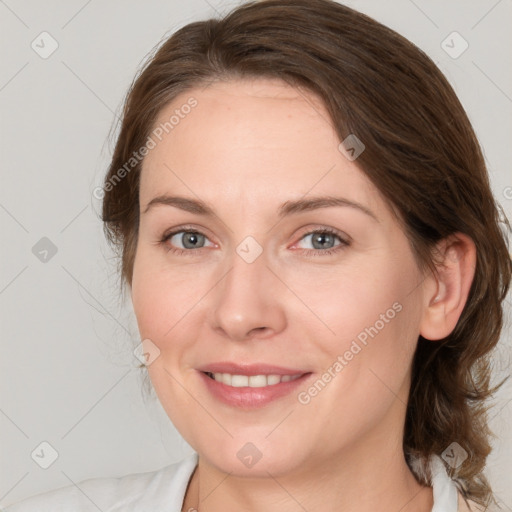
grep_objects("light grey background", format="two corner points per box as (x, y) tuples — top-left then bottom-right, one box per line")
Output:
(1, 0), (511, 508)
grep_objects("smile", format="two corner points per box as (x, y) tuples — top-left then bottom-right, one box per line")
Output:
(204, 372), (304, 387)
(199, 370), (313, 409)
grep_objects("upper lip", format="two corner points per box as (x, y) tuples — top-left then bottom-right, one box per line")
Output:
(197, 362), (310, 376)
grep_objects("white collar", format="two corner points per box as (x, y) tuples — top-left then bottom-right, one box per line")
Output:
(429, 455), (459, 511)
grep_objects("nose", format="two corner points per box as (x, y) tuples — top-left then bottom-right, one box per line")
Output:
(208, 245), (287, 342)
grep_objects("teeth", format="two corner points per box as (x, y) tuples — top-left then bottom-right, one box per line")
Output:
(248, 374), (267, 387)
(231, 375), (248, 387)
(208, 372), (303, 387)
(267, 374), (281, 385)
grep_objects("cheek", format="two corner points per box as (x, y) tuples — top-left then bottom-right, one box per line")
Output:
(131, 247), (204, 341)
(298, 253), (423, 396)
(131, 271), (170, 341)
(289, 257), (417, 346)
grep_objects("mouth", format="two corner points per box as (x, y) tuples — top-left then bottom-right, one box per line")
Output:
(198, 368), (313, 409)
(203, 371), (305, 388)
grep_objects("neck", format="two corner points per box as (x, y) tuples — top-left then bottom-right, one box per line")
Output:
(182, 436), (433, 512)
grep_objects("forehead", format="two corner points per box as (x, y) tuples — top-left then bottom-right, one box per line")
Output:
(139, 78), (380, 213)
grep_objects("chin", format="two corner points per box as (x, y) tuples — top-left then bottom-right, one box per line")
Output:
(194, 434), (306, 478)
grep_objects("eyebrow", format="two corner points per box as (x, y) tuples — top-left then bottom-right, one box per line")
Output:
(143, 194), (378, 221)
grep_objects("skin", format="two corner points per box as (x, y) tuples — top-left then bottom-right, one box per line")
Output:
(130, 78), (476, 512)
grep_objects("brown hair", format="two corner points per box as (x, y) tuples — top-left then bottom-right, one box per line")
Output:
(101, 0), (511, 506)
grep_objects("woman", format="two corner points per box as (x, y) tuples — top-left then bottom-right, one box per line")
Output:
(5, 0), (510, 510)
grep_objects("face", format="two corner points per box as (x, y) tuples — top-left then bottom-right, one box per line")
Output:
(131, 78), (427, 478)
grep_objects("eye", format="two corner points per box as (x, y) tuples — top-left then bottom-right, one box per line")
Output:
(160, 226), (350, 257)
(161, 228), (215, 255)
(293, 228), (349, 256)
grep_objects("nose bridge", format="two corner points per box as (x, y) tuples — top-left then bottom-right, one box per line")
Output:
(221, 238), (270, 308)
(209, 236), (286, 340)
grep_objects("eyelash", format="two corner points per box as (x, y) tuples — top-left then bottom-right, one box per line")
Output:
(160, 225), (350, 258)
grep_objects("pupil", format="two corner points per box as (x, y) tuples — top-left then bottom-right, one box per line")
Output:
(314, 233), (333, 249)
(183, 232), (202, 248)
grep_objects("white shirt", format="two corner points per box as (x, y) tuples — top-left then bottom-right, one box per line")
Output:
(3, 453), (474, 511)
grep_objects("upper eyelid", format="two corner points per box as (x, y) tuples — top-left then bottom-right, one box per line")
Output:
(163, 225), (349, 247)
(296, 226), (349, 241)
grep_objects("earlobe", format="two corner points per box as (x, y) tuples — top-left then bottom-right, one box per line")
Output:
(419, 233), (476, 341)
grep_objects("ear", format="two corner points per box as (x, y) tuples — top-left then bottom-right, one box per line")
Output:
(419, 233), (476, 341)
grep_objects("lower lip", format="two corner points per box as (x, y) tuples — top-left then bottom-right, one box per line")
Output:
(198, 371), (313, 409)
